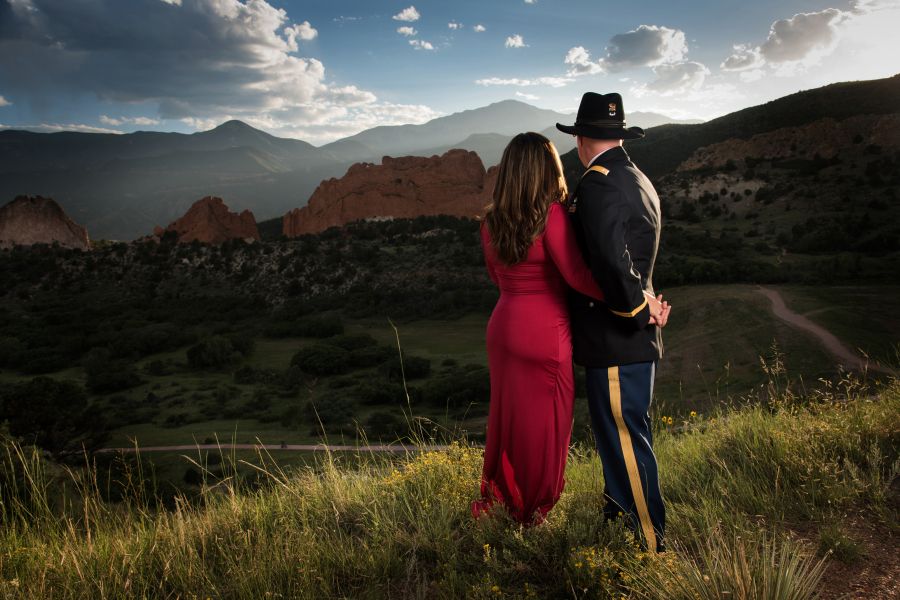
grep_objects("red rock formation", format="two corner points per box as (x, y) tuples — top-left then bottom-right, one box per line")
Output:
(678, 114), (900, 171)
(283, 150), (491, 236)
(154, 196), (260, 244)
(0, 195), (90, 250)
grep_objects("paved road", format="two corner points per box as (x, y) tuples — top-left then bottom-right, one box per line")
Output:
(757, 286), (892, 374)
(97, 443), (460, 454)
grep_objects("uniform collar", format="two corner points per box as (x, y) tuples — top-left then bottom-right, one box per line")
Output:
(589, 145), (628, 168)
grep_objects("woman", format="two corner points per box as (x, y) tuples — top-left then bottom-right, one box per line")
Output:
(472, 132), (663, 524)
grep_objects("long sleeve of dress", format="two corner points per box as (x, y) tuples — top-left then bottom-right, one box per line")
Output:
(544, 203), (604, 301)
(479, 222), (499, 285)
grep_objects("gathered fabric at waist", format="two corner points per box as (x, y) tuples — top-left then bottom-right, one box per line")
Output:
(495, 269), (568, 296)
(494, 289), (569, 314)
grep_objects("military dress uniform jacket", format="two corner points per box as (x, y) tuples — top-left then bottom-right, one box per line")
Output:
(568, 145), (663, 368)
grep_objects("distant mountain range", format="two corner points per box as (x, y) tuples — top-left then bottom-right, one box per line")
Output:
(0, 101), (699, 240)
(26, 71), (900, 240)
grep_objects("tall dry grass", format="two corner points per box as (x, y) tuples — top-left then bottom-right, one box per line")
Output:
(0, 374), (896, 599)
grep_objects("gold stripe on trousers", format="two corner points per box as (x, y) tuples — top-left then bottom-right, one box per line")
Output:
(608, 366), (657, 553)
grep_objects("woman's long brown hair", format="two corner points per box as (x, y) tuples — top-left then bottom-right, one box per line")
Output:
(484, 132), (569, 265)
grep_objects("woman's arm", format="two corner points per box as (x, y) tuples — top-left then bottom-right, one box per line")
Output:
(479, 222), (499, 285)
(544, 203), (604, 301)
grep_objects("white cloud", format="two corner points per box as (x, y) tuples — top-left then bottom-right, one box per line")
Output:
(392, 6), (420, 22)
(601, 25), (688, 70)
(720, 6), (882, 78)
(396, 26), (417, 36)
(475, 76), (572, 87)
(739, 69), (765, 82)
(262, 102), (442, 144)
(505, 34), (526, 48)
(473, 24), (486, 32)
(409, 39), (435, 51)
(720, 44), (764, 71)
(515, 91), (539, 101)
(321, 85), (377, 106)
(850, 0), (899, 12)
(448, 21), (461, 30)
(564, 46), (604, 75)
(0, 95), (10, 107)
(284, 21), (317, 51)
(760, 9), (846, 65)
(99, 115), (161, 126)
(160, 0), (181, 5)
(524, 0), (536, 3)
(643, 61), (710, 96)
(0, 122), (122, 134)
(179, 116), (224, 131)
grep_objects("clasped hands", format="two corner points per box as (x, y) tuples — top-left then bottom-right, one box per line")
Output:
(645, 290), (671, 328)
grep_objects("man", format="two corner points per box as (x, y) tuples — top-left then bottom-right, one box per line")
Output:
(556, 92), (668, 552)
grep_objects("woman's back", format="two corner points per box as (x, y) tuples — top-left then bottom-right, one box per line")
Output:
(481, 202), (599, 301)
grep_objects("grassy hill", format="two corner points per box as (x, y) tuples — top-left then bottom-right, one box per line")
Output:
(0, 377), (896, 598)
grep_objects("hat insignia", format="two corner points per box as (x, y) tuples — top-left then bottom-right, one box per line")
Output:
(608, 102), (617, 116)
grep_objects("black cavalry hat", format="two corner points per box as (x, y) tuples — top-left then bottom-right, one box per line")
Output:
(556, 92), (644, 140)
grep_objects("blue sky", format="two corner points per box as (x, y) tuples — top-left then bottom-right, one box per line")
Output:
(0, 0), (898, 144)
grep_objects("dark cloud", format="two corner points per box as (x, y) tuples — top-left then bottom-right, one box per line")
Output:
(0, 0), (327, 113)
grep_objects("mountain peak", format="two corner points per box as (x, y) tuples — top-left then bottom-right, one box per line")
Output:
(210, 119), (256, 132)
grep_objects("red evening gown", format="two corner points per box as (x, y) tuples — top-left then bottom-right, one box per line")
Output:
(473, 201), (605, 524)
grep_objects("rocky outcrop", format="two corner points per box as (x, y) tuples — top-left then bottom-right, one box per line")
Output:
(0, 195), (90, 250)
(678, 114), (900, 171)
(482, 165), (499, 206)
(283, 150), (492, 236)
(153, 196), (260, 244)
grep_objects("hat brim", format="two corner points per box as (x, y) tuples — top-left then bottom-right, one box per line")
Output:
(555, 122), (645, 140)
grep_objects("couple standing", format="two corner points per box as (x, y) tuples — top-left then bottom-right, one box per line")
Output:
(472, 92), (671, 553)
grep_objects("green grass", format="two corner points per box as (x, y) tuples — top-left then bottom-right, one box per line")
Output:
(0, 374), (896, 599)
(349, 314), (490, 366)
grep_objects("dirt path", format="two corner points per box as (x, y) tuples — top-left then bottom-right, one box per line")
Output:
(757, 287), (891, 374)
(97, 443), (457, 454)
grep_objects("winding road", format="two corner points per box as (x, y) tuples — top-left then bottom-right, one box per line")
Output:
(757, 286), (891, 374)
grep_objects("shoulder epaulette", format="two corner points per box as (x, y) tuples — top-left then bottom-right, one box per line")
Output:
(583, 165), (609, 178)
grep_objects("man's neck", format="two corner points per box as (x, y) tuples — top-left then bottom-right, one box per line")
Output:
(587, 145), (619, 166)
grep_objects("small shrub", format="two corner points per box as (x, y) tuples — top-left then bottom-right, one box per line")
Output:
(291, 344), (351, 376)
(328, 333), (378, 351)
(305, 392), (356, 434)
(818, 523), (862, 564)
(187, 336), (240, 370)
